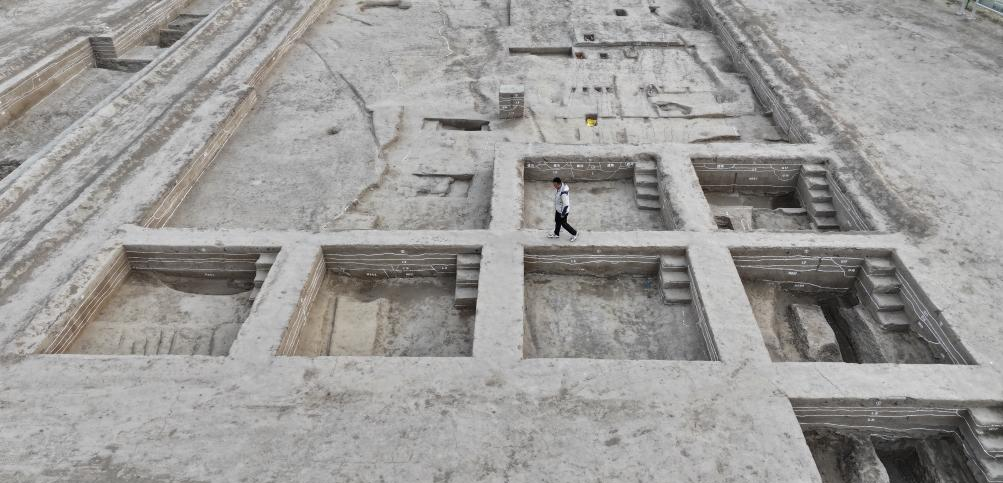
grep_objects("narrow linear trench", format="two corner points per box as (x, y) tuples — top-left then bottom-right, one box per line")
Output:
(818, 296), (860, 363)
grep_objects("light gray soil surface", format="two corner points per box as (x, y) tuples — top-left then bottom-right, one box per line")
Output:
(523, 179), (666, 232)
(0, 0), (1001, 481)
(524, 274), (709, 360)
(292, 274), (474, 357)
(66, 271), (251, 356)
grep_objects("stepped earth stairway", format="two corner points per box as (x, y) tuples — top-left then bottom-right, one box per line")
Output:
(454, 253), (481, 308)
(634, 158), (661, 211)
(659, 255), (692, 305)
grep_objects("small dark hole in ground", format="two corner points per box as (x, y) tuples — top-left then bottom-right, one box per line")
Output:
(770, 192), (803, 209)
(817, 296), (859, 363)
(435, 119), (491, 131)
(1, 158), (23, 179)
(874, 444), (931, 483)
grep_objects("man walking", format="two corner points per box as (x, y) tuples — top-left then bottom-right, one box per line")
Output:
(547, 177), (578, 241)
(957, 0), (973, 16)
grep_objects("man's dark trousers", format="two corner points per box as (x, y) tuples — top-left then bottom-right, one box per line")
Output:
(554, 211), (577, 236)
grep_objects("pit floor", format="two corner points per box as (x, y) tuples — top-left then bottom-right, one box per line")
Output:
(291, 274), (474, 357)
(2, 0), (1003, 479)
(523, 180), (667, 232)
(704, 192), (810, 231)
(804, 429), (977, 483)
(743, 280), (941, 364)
(65, 271), (252, 356)
(524, 273), (710, 360)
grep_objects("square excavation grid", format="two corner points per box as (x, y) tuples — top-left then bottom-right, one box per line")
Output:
(733, 248), (973, 364)
(521, 154), (670, 231)
(692, 158), (870, 231)
(795, 404), (1003, 482)
(276, 248), (479, 357)
(522, 249), (717, 361)
(38, 246), (277, 356)
(2, 0), (1001, 479)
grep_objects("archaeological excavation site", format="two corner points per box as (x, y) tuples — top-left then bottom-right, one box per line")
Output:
(1, 0), (1002, 481)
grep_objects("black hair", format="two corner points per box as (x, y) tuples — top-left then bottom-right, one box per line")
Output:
(552, 177), (562, 184)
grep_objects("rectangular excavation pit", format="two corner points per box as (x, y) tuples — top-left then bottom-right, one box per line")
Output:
(276, 247), (480, 357)
(523, 249), (717, 361)
(507, 47), (573, 57)
(421, 118), (491, 131)
(733, 248), (974, 365)
(692, 158), (870, 231)
(38, 245), (278, 356)
(795, 404), (1003, 483)
(521, 154), (672, 232)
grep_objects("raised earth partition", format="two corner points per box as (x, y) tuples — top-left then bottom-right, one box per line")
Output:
(0, 0), (999, 481)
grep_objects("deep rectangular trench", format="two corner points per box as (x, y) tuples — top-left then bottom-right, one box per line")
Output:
(522, 249), (717, 361)
(277, 248), (480, 357)
(733, 248), (974, 365)
(804, 430), (978, 483)
(794, 404), (1003, 483)
(692, 158), (871, 232)
(38, 245), (277, 356)
(422, 118), (491, 131)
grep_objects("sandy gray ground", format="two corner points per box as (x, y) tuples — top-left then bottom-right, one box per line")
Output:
(66, 272), (250, 356)
(0, 0), (151, 81)
(163, 0), (771, 231)
(0, 0), (1002, 482)
(524, 180), (666, 232)
(293, 275), (474, 357)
